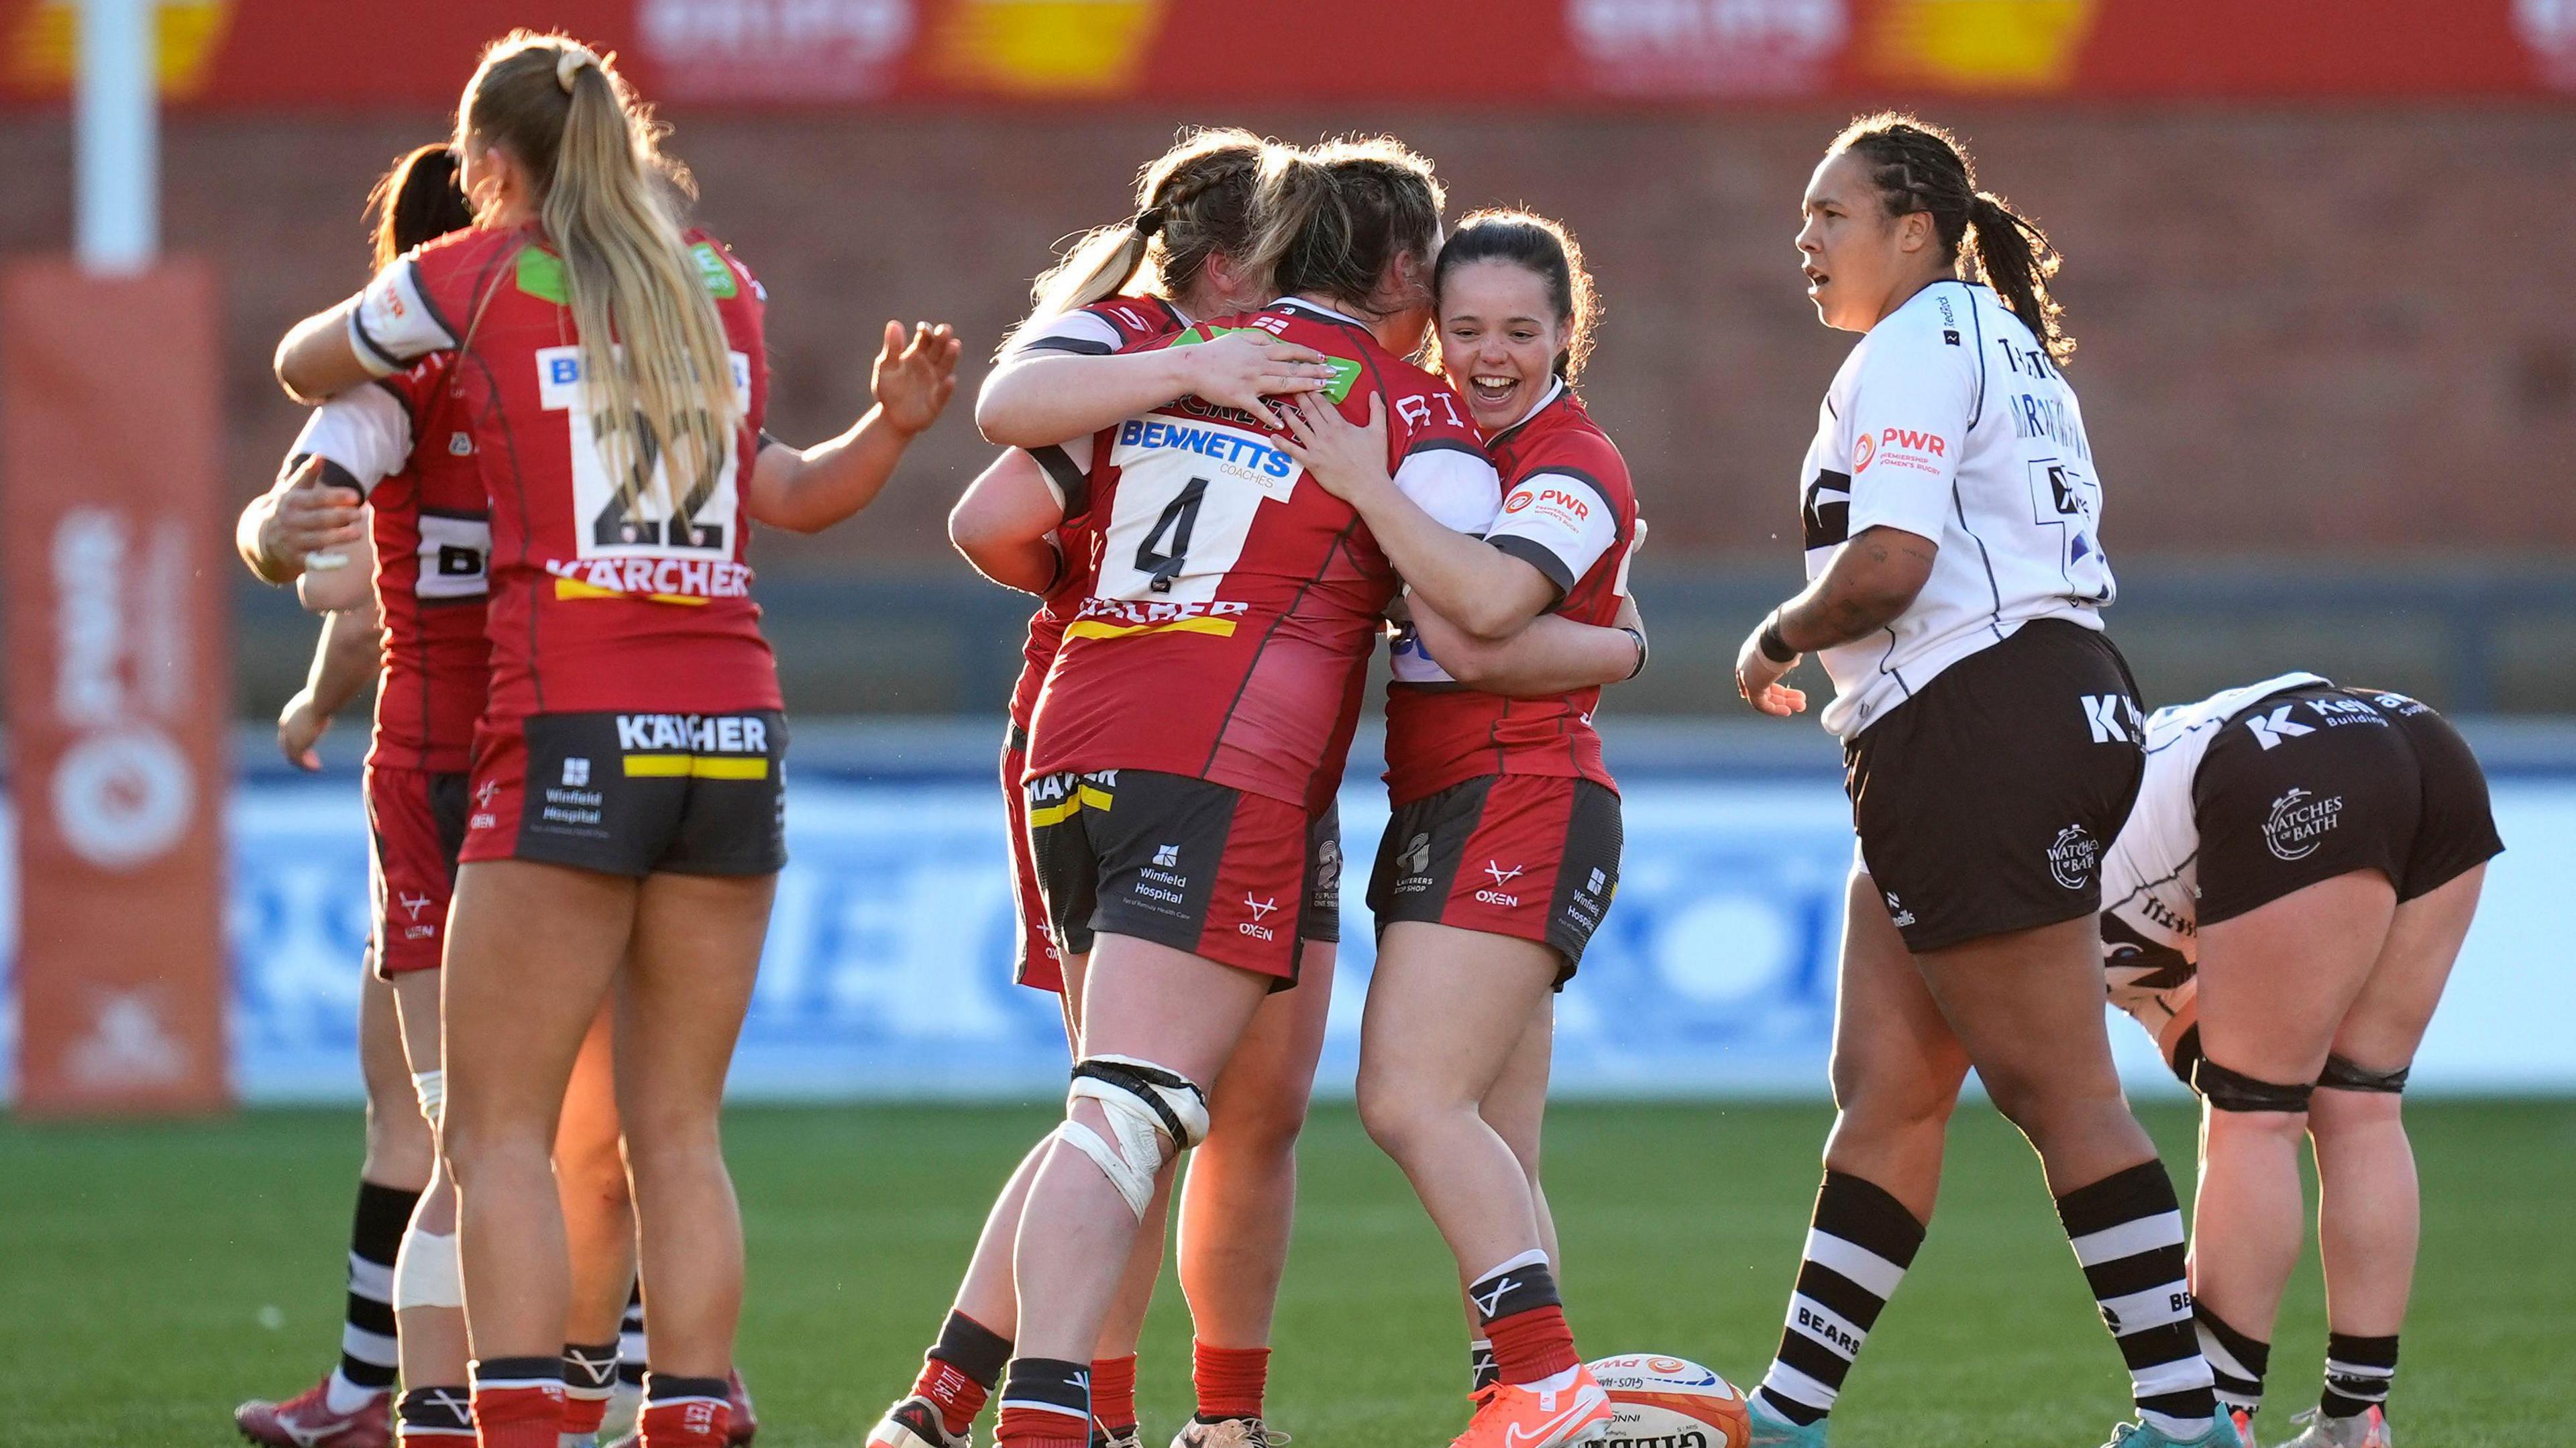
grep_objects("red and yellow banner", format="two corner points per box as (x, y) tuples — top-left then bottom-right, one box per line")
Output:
(1, 0), (2569, 109)
(4, 262), (231, 1116)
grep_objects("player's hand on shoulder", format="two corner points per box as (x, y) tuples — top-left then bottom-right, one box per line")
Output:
(1275, 392), (1391, 503)
(872, 320), (963, 437)
(1177, 328), (1337, 416)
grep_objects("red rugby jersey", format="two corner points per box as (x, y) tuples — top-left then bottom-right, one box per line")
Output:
(349, 223), (777, 722)
(1383, 381), (1640, 805)
(1003, 294), (1191, 731)
(284, 355), (492, 772)
(1028, 298), (1497, 807)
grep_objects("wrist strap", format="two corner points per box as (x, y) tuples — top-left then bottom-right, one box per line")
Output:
(1758, 612), (1798, 664)
(1619, 626), (1648, 681)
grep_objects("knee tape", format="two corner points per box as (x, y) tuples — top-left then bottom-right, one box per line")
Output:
(1059, 1054), (1211, 1220)
(411, 1069), (445, 1130)
(2192, 1056), (2315, 1113)
(2317, 1054), (2410, 1094)
(392, 1227), (464, 1311)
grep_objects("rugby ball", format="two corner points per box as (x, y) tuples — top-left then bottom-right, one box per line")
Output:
(1586, 1354), (1750, 1448)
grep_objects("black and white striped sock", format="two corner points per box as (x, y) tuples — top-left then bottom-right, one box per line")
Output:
(2194, 1304), (2271, 1418)
(2055, 1162), (2215, 1440)
(328, 1179), (418, 1410)
(616, 1287), (648, 1390)
(2318, 1333), (2398, 1420)
(1754, 1171), (1926, 1427)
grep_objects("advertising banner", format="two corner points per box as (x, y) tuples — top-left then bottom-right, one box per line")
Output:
(5, 763), (2569, 1103)
(3, 0), (2571, 110)
(1, 262), (231, 1115)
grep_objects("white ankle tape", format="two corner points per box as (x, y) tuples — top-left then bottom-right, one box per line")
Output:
(393, 1228), (464, 1310)
(411, 1069), (445, 1129)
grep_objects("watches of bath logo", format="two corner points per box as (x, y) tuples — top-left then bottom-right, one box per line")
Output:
(2262, 787), (2343, 862)
(2047, 823), (2098, 890)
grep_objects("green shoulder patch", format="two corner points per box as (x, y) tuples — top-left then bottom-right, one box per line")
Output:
(692, 243), (739, 298)
(1170, 326), (1361, 404)
(515, 247), (569, 304)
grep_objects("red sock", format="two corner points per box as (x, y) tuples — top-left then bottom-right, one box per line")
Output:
(467, 1381), (562, 1448)
(1191, 1343), (1271, 1422)
(639, 1394), (731, 1447)
(560, 1395), (608, 1437)
(1089, 1355), (1139, 1435)
(997, 1405), (1091, 1448)
(914, 1359), (993, 1438)
(1485, 1306), (1579, 1385)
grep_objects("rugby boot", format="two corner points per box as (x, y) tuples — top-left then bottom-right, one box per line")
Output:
(1168, 1416), (1289, 1448)
(867, 1394), (973, 1448)
(234, 1376), (394, 1448)
(2276, 1406), (2392, 1448)
(1743, 1392), (1828, 1448)
(1450, 1363), (1613, 1448)
(2095, 1417), (2260, 1448)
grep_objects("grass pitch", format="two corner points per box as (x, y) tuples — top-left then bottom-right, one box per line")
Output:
(1, 1100), (2569, 1447)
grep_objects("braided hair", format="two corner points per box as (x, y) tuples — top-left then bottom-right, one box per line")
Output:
(1009, 127), (1273, 353)
(1829, 113), (2074, 363)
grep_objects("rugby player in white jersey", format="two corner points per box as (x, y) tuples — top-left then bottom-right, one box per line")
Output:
(1729, 113), (2229, 1448)
(2100, 675), (2499, 1448)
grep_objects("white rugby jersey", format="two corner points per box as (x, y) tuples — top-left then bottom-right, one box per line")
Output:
(2099, 671), (2329, 964)
(1798, 280), (2115, 738)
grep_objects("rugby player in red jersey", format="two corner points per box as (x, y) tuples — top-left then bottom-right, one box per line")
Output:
(1275, 210), (1642, 1448)
(268, 34), (956, 1448)
(878, 131), (1348, 1448)
(232, 144), (482, 1448)
(981, 137), (1498, 1448)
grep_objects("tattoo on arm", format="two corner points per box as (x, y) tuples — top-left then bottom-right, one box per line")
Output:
(1776, 527), (1937, 653)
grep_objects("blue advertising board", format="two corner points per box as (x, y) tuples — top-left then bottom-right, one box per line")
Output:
(5, 742), (2572, 1101)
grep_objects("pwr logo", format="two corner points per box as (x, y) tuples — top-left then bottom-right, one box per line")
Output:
(1536, 488), (1591, 519)
(1865, 426), (1949, 478)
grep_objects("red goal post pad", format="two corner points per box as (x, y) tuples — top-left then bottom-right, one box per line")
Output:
(3, 259), (231, 1116)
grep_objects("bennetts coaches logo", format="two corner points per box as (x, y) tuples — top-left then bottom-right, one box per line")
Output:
(2047, 824), (2099, 890)
(2263, 787), (2344, 861)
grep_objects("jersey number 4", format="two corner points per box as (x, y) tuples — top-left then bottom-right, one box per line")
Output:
(1096, 446), (1265, 606)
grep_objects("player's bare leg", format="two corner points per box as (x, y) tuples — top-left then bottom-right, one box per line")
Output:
(1358, 923), (1609, 1448)
(557, 998), (639, 1440)
(1747, 871), (1962, 1442)
(439, 860), (637, 1447)
(233, 972), (435, 1448)
(2190, 873), (2395, 1338)
(1460, 995), (1558, 1395)
(875, 948), (1173, 1448)
(1014, 936), (1267, 1357)
(1173, 942), (1336, 1441)
(362, 968), (439, 1192)
(614, 872), (775, 1370)
(1915, 914), (2220, 1445)
(2282, 865), (2481, 1448)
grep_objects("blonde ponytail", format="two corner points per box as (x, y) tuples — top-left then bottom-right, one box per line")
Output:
(1004, 126), (1273, 354)
(462, 32), (741, 522)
